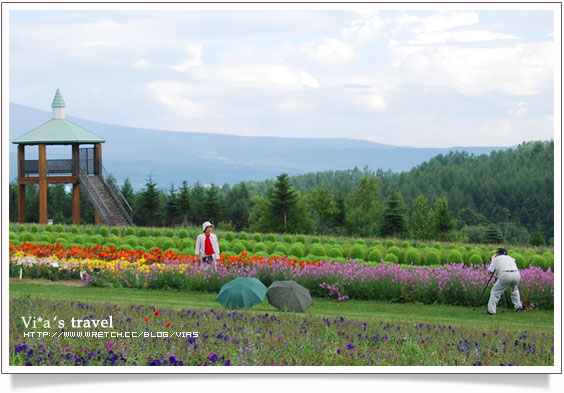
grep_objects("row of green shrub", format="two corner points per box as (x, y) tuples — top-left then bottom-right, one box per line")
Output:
(10, 230), (554, 271)
(9, 222), (554, 255)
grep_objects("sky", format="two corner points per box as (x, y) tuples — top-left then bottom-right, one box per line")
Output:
(8, 6), (556, 148)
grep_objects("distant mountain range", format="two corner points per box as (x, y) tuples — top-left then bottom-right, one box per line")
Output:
(9, 103), (509, 190)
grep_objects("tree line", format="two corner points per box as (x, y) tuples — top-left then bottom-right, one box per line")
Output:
(9, 140), (553, 245)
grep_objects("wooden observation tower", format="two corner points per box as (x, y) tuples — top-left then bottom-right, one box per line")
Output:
(12, 89), (132, 226)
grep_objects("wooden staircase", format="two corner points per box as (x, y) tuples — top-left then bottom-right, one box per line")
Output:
(79, 174), (132, 226)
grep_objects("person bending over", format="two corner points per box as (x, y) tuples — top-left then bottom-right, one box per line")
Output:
(486, 247), (523, 315)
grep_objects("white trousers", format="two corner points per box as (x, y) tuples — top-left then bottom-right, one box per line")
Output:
(487, 271), (522, 314)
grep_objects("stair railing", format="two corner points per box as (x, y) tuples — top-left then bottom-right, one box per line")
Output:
(78, 168), (112, 224)
(101, 166), (133, 225)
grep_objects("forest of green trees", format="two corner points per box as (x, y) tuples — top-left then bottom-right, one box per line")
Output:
(9, 140), (553, 245)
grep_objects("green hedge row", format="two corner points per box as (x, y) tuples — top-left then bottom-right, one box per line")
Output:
(9, 223), (553, 253)
(10, 228), (555, 271)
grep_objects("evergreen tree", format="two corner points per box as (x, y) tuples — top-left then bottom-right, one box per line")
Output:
(458, 207), (487, 227)
(79, 186), (95, 224)
(345, 174), (380, 237)
(247, 195), (270, 233)
(334, 193), (347, 237)
(267, 173), (300, 233)
(410, 194), (431, 240)
(380, 191), (408, 238)
(204, 184), (223, 226)
(529, 223), (546, 246)
(165, 183), (177, 226)
(141, 174), (160, 226)
(308, 183), (336, 235)
(176, 181), (191, 226)
(433, 197), (455, 241)
(460, 225), (486, 243)
(189, 181), (206, 224)
(483, 223), (503, 244)
(9, 181), (18, 222)
(225, 182), (251, 230)
(44, 184), (70, 224)
(120, 178), (135, 211)
(286, 194), (315, 234)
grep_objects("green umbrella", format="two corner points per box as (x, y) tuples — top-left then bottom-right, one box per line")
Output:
(216, 277), (267, 309)
(267, 280), (313, 313)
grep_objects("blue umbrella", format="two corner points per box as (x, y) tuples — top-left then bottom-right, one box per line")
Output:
(216, 277), (267, 309)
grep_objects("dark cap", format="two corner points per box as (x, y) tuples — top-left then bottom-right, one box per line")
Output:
(496, 247), (507, 255)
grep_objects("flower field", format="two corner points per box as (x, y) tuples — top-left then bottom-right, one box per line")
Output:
(9, 223), (555, 270)
(9, 297), (554, 366)
(9, 242), (554, 310)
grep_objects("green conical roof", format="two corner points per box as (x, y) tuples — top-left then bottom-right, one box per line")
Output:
(12, 89), (105, 145)
(12, 119), (106, 145)
(51, 89), (66, 108)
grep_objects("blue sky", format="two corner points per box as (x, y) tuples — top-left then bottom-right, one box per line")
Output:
(9, 7), (555, 147)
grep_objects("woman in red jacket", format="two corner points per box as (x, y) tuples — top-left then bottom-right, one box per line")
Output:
(195, 221), (220, 271)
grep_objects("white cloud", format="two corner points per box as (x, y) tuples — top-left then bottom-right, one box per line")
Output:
(508, 102), (529, 117)
(478, 119), (514, 139)
(323, 75), (395, 113)
(333, 75), (398, 96)
(191, 64), (320, 90)
(169, 44), (203, 72)
(146, 81), (206, 118)
(390, 42), (553, 95)
(407, 30), (518, 45)
(339, 10), (548, 97)
(356, 93), (387, 111)
(80, 41), (120, 47)
(132, 59), (152, 70)
(416, 11), (479, 32)
(342, 12), (384, 43)
(544, 115), (555, 137)
(301, 38), (358, 64)
(9, 10), (555, 147)
(276, 100), (313, 111)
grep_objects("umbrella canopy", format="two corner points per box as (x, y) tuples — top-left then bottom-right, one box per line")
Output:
(267, 280), (313, 313)
(216, 277), (267, 309)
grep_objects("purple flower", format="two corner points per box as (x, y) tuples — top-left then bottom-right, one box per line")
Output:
(209, 352), (218, 363)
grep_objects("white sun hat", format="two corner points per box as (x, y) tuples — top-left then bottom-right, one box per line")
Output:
(202, 221), (214, 232)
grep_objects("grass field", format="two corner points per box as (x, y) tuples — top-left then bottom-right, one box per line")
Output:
(10, 279), (554, 333)
(9, 279), (555, 366)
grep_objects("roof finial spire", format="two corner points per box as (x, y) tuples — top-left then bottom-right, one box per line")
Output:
(51, 89), (66, 119)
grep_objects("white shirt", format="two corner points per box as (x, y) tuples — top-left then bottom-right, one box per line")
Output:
(488, 254), (518, 274)
(195, 233), (220, 260)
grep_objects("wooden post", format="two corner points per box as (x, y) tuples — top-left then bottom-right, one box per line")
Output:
(72, 183), (80, 225)
(94, 144), (102, 176)
(17, 145), (26, 223)
(72, 144), (79, 175)
(94, 211), (103, 225)
(18, 184), (26, 223)
(38, 144), (47, 224)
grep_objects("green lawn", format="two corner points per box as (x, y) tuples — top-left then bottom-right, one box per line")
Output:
(10, 279), (554, 333)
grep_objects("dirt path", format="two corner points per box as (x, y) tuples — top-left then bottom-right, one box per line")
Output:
(9, 278), (83, 287)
